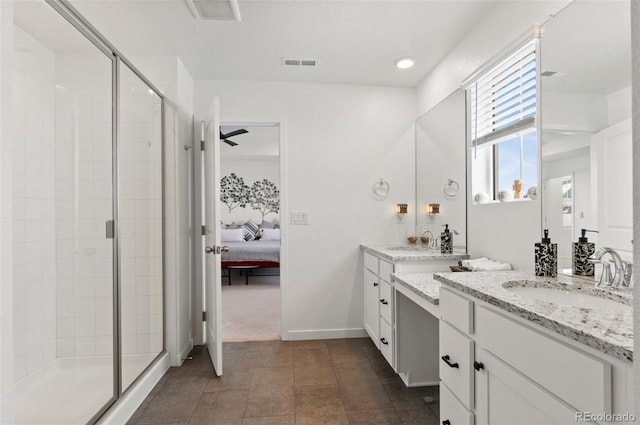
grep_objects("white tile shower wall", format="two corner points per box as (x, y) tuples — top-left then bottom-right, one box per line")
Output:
(119, 81), (163, 358)
(12, 27), (57, 381)
(54, 56), (114, 358)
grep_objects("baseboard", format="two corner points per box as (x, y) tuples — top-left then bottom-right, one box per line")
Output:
(398, 371), (439, 388)
(285, 327), (367, 341)
(178, 339), (194, 366)
(97, 353), (170, 425)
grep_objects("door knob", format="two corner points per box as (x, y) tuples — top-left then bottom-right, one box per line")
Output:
(205, 245), (230, 254)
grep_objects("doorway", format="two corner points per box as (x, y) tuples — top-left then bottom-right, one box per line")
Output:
(219, 122), (282, 341)
(193, 117), (287, 348)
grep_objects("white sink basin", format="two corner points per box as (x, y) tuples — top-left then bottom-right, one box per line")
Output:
(503, 283), (629, 311)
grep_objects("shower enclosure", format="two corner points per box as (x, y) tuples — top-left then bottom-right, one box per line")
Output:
(11, 1), (164, 423)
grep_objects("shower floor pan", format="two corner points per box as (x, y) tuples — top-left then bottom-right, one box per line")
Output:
(14, 353), (157, 425)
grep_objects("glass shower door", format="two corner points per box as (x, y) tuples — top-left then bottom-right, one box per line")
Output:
(12, 2), (117, 423)
(118, 62), (164, 392)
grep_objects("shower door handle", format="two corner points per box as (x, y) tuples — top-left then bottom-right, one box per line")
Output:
(105, 220), (115, 239)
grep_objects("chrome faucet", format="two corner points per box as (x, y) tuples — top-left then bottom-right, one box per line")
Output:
(589, 247), (632, 288)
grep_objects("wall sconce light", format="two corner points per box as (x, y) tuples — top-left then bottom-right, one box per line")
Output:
(396, 204), (408, 215)
(427, 203), (440, 215)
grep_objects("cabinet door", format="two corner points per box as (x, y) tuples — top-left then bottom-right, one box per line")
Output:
(439, 321), (474, 410)
(440, 383), (474, 425)
(475, 349), (577, 425)
(364, 269), (380, 347)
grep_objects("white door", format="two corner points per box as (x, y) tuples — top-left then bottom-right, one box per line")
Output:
(203, 98), (223, 376)
(594, 119), (632, 255)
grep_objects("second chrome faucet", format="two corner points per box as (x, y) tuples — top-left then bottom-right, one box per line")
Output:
(589, 247), (633, 288)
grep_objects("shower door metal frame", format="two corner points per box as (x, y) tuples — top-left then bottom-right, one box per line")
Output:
(41, 1), (167, 423)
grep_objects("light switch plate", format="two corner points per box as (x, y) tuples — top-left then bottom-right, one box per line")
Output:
(290, 211), (309, 225)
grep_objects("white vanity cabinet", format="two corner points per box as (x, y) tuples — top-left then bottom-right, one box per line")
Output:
(363, 252), (396, 368)
(439, 286), (633, 425)
(363, 247), (467, 383)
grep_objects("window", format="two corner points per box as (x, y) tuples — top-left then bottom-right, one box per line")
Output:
(468, 39), (538, 202)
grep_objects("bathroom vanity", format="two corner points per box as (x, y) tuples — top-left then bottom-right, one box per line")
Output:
(361, 244), (468, 386)
(434, 271), (633, 425)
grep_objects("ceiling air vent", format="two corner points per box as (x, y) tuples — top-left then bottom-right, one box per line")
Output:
(185, 0), (241, 21)
(282, 58), (317, 68)
(541, 70), (567, 78)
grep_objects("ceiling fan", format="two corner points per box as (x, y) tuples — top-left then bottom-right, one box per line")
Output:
(220, 128), (248, 146)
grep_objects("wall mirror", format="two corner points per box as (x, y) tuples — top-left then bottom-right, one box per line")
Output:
(415, 89), (467, 252)
(540, 0), (631, 273)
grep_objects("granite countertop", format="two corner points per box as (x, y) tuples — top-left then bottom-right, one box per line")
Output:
(434, 271), (633, 362)
(391, 272), (440, 305)
(361, 243), (469, 262)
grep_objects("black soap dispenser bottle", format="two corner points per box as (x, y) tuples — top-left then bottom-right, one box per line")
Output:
(441, 224), (453, 254)
(573, 229), (598, 276)
(535, 229), (557, 277)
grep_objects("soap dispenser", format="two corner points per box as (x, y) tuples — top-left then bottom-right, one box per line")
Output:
(573, 229), (598, 276)
(535, 229), (557, 277)
(441, 224), (453, 254)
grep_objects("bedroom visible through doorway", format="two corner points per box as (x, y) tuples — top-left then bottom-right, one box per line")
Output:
(219, 122), (282, 341)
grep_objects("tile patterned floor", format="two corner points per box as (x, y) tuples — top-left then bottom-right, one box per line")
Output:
(127, 338), (439, 425)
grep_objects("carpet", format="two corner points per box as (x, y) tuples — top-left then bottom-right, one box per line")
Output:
(222, 274), (281, 342)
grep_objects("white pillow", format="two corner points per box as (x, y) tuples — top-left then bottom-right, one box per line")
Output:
(261, 228), (280, 241)
(221, 228), (244, 242)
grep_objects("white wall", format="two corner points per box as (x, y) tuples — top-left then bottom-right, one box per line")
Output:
(175, 59), (194, 364)
(195, 80), (416, 338)
(416, 0), (570, 270)
(1, 2), (15, 421)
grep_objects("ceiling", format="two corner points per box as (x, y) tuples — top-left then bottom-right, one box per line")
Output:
(55, 0), (499, 88)
(540, 0), (630, 94)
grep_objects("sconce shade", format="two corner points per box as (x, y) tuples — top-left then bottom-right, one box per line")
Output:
(427, 203), (440, 214)
(396, 204), (408, 214)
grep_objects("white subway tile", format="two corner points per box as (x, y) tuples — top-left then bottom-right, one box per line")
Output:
(75, 337), (95, 357)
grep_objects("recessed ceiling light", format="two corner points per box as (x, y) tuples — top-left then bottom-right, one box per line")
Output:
(395, 57), (415, 69)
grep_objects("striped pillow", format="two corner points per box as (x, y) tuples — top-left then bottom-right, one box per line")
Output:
(241, 220), (260, 241)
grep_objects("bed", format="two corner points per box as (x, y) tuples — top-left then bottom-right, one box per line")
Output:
(221, 239), (280, 285)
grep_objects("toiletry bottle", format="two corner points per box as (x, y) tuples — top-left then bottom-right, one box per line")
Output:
(573, 229), (598, 276)
(535, 229), (557, 277)
(441, 224), (453, 254)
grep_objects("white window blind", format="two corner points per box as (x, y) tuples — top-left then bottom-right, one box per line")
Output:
(469, 40), (537, 146)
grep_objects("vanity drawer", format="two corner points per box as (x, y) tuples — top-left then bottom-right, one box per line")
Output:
(439, 321), (474, 410)
(475, 306), (612, 415)
(379, 259), (394, 283)
(440, 383), (474, 425)
(440, 287), (474, 334)
(379, 317), (394, 368)
(379, 280), (394, 325)
(364, 252), (379, 274)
